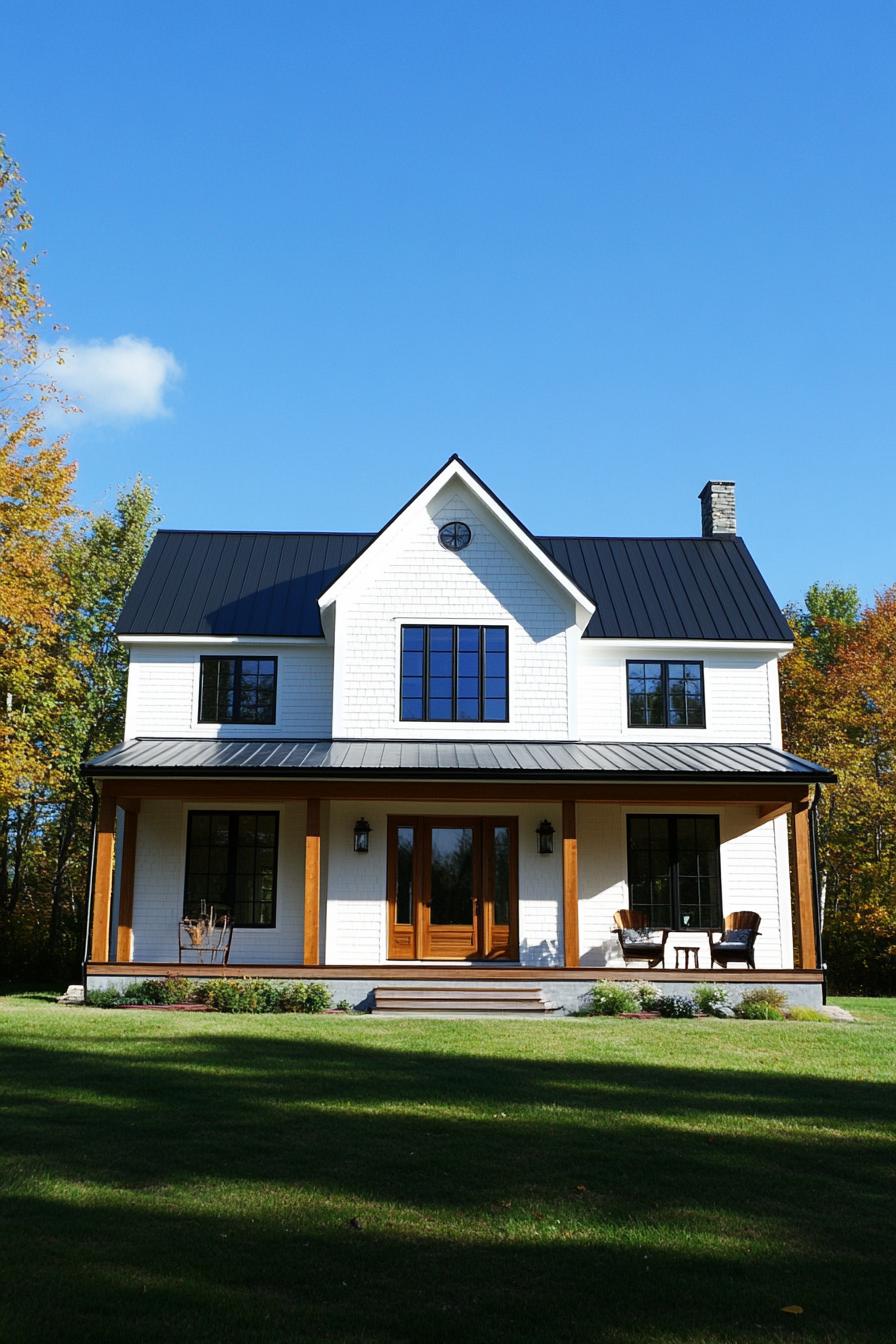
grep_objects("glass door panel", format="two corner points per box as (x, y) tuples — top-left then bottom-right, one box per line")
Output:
(429, 827), (474, 925)
(491, 825), (510, 926)
(395, 827), (415, 924)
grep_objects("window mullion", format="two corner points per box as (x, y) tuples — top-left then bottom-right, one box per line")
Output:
(670, 818), (680, 928)
(452, 627), (457, 720)
(227, 813), (237, 915)
(424, 628), (430, 721)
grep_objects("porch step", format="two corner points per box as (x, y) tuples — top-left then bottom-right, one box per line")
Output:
(373, 984), (557, 1015)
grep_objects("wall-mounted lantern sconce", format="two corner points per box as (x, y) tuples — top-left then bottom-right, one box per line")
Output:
(536, 819), (555, 855)
(353, 818), (372, 853)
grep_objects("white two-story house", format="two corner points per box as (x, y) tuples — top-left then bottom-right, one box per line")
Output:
(84, 457), (833, 1010)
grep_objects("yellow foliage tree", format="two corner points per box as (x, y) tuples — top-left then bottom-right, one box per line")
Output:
(781, 584), (896, 992)
(0, 136), (78, 803)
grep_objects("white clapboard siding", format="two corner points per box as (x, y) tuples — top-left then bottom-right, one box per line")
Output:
(333, 485), (577, 740)
(124, 643), (334, 739)
(576, 647), (778, 743)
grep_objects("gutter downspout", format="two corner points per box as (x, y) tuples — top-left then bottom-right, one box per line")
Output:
(809, 782), (825, 1003)
(81, 778), (100, 999)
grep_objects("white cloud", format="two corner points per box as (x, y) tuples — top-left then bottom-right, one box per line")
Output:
(47, 335), (182, 421)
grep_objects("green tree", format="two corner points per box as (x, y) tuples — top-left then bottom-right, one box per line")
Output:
(786, 581), (860, 672)
(781, 584), (896, 993)
(0, 481), (158, 974)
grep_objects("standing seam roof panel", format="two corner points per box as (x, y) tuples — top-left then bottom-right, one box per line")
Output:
(703, 541), (762, 642)
(203, 533), (248, 636)
(590, 540), (629, 637)
(116, 530), (793, 642)
(662, 540), (718, 640)
(647, 540), (699, 640)
(680, 541), (738, 640)
(83, 736), (836, 780)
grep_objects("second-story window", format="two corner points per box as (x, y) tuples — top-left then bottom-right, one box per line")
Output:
(627, 661), (705, 728)
(400, 626), (508, 722)
(199, 656), (277, 725)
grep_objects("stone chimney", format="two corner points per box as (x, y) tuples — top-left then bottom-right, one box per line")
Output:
(699, 481), (736, 537)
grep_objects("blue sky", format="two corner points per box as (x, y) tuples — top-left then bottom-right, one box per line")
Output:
(6, 1), (895, 608)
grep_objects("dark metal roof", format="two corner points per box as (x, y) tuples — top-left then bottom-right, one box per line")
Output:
(85, 738), (835, 783)
(117, 531), (375, 640)
(117, 529), (792, 642)
(538, 536), (793, 641)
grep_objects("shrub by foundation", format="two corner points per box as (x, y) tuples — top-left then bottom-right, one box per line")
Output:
(87, 977), (332, 1014)
(656, 995), (698, 1019)
(587, 982), (640, 1016)
(734, 987), (788, 1019)
(692, 984), (731, 1017)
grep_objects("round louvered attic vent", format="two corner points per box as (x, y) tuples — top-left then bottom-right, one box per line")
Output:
(438, 520), (472, 551)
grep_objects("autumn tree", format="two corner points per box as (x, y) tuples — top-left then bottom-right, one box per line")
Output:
(781, 584), (896, 993)
(0, 137), (158, 974)
(0, 135), (77, 804)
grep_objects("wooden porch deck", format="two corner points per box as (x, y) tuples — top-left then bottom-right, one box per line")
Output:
(86, 961), (823, 985)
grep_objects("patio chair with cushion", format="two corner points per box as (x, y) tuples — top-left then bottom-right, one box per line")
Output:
(707, 911), (761, 970)
(613, 910), (669, 970)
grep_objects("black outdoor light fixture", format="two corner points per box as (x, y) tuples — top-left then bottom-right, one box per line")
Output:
(353, 817), (372, 853)
(536, 818), (555, 855)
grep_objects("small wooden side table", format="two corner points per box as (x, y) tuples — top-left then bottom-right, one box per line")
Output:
(674, 945), (700, 970)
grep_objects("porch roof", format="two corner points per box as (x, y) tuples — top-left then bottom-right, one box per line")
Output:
(84, 737), (836, 784)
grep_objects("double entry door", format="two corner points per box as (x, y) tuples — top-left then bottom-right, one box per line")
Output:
(387, 816), (518, 960)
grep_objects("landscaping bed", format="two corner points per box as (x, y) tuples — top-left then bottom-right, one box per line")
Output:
(86, 976), (340, 1014)
(582, 980), (837, 1021)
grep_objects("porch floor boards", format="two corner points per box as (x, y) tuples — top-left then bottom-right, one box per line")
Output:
(86, 962), (824, 984)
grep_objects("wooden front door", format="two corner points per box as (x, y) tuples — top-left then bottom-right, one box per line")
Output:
(387, 816), (518, 960)
(423, 823), (479, 959)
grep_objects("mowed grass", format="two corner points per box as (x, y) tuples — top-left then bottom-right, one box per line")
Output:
(1, 993), (894, 1344)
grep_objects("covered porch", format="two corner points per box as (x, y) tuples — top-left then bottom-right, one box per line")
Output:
(83, 738), (832, 1008)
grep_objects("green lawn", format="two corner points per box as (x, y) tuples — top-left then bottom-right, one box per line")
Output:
(1, 993), (894, 1344)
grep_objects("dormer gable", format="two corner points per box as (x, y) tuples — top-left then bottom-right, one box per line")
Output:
(317, 455), (596, 637)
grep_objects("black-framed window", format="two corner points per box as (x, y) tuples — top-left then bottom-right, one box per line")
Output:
(184, 811), (278, 927)
(199, 656), (277, 725)
(627, 815), (721, 930)
(627, 661), (705, 728)
(400, 626), (508, 722)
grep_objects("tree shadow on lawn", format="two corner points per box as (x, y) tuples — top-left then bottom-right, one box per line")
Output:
(1, 1030), (893, 1344)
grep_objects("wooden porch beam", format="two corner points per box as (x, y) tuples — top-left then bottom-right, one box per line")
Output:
(790, 796), (817, 969)
(114, 806), (139, 963)
(757, 801), (791, 825)
(89, 789), (117, 963)
(88, 778), (814, 806)
(303, 798), (321, 964)
(561, 799), (579, 968)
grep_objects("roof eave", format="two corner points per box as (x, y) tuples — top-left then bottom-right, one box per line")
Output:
(81, 762), (837, 785)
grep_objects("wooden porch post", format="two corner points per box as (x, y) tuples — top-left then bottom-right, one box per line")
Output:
(561, 799), (579, 967)
(790, 795), (817, 969)
(89, 789), (117, 963)
(303, 798), (321, 964)
(114, 801), (140, 963)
